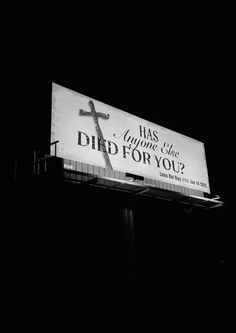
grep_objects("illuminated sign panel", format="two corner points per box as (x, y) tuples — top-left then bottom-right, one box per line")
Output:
(51, 83), (210, 193)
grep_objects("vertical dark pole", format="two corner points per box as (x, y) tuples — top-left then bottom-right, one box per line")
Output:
(121, 206), (139, 325)
(50, 140), (59, 157)
(55, 142), (57, 157)
(122, 207), (136, 284)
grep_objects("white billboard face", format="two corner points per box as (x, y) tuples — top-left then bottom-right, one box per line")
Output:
(51, 83), (210, 193)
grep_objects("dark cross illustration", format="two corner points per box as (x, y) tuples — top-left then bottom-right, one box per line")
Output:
(79, 100), (113, 170)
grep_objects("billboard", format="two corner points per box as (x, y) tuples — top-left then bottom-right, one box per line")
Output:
(51, 83), (210, 193)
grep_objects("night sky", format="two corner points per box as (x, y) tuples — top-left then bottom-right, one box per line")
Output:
(5, 56), (235, 331)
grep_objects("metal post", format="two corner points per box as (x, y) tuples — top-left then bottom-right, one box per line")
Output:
(50, 140), (59, 157)
(121, 206), (139, 323)
(122, 207), (137, 284)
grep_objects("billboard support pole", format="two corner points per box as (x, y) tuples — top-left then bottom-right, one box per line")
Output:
(121, 206), (139, 320)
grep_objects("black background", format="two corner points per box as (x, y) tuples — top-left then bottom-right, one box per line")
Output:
(3, 51), (235, 331)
